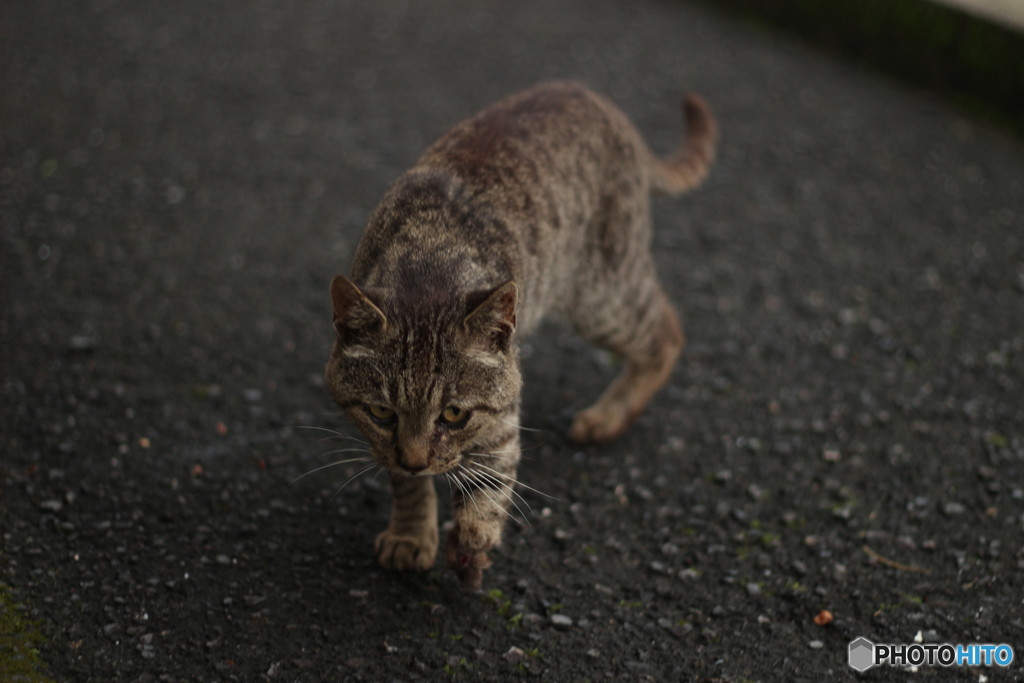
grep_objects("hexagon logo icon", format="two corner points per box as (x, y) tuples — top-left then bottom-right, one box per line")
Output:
(849, 637), (875, 672)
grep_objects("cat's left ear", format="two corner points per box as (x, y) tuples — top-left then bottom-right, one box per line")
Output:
(463, 280), (518, 352)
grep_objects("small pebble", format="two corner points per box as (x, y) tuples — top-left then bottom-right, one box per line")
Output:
(678, 568), (699, 581)
(832, 505), (853, 520)
(549, 614), (573, 630)
(69, 335), (97, 350)
(503, 646), (528, 663)
(809, 640), (824, 649)
(942, 502), (966, 517)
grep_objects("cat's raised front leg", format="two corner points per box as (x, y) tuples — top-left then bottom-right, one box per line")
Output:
(446, 433), (522, 590)
(375, 472), (439, 571)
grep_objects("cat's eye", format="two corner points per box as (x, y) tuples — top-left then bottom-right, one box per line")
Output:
(439, 405), (469, 426)
(367, 405), (396, 425)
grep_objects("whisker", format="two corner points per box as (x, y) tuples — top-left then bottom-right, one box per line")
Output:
(450, 469), (482, 516)
(317, 447), (372, 458)
(476, 483), (518, 525)
(470, 446), (522, 455)
(458, 471), (485, 517)
(465, 438), (551, 461)
(294, 425), (346, 436)
(329, 463), (378, 502)
(294, 425), (369, 445)
(463, 467), (529, 525)
(461, 467), (526, 525)
(472, 461), (560, 501)
(314, 435), (370, 445)
(467, 466), (534, 518)
(497, 417), (548, 434)
(458, 467), (512, 520)
(291, 456), (374, 484)
(519, 437), (555, 453)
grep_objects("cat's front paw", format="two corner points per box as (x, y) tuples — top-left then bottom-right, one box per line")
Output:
(375, 527), (439, 571)
(445, 517), (502, 590)
(445, 528), (493, 591)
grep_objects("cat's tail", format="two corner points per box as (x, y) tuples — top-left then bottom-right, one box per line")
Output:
(649, 93), (717, 195)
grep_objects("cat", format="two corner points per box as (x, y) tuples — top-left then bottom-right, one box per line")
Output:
(325, 81), (716, 589)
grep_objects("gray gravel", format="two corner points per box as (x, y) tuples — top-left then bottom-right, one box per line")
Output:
(2, 0), (1023, 681)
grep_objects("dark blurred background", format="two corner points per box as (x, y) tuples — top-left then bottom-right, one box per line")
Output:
(704, 0), (1024, 135)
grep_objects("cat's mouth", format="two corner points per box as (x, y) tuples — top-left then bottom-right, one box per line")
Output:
(391, 457), (449, 478)
(400, 466), (432, 477)
(400, 455), (469, 478)
(385, 446), (478, 478)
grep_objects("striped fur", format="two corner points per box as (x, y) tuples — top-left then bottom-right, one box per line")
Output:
(325, 81), (716, 589)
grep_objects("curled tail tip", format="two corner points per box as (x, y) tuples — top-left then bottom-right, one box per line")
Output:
(652, 90), (717, 195)
(682, 92), (708, 116)
(682, 91), (718, 144)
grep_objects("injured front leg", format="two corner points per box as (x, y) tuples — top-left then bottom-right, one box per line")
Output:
(446, 435), (522, 590)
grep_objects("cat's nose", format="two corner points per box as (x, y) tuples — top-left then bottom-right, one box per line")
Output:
(398, 439), (430, 473)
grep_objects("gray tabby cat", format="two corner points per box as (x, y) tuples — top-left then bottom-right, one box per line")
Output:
(326, 81), (716, 589)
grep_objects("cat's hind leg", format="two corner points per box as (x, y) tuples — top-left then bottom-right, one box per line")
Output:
(568, 276), (684, 445)
(375, 473), (439, 571)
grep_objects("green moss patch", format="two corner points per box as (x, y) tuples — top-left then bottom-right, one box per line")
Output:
(0, 585), (55, 683)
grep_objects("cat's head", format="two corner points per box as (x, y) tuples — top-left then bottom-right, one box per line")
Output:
(325, 275), (522, 477)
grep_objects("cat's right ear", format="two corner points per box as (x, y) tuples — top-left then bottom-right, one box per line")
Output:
(463, 280), (518, 353)
(330, 276), (387, 340)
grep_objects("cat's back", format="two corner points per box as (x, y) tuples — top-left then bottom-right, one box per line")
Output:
(417, 81), (646, 193)
(349, 81), (658, 329)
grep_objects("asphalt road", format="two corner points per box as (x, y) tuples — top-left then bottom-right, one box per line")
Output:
(2, 0), (1023, 681)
